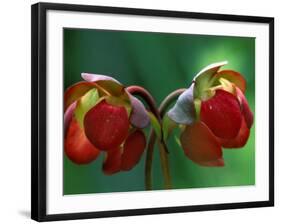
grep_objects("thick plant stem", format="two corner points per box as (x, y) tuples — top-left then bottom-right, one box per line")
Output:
(158, 141), (172, 189)
(145, 130), (156, 190)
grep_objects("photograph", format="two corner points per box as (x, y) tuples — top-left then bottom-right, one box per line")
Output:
(63, 28), (255, 195)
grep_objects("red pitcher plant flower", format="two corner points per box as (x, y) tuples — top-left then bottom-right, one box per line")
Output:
(166, 62), (253, 166)
(64, 73), (150, 174)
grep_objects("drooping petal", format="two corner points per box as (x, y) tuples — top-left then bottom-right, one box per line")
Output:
(65, 118), (100, 164)
(64, 81), (95, 112)
(200, 90), (242, 139)
(81, 73), (129, 101)
(220, 117), (250, 148)
(81, 73), (120, 84)
(213, 70), (246, 93)
(84, 100), (130, 150)
(180, 122), (223, 165)
(235, 87), (253, 128)
(64, 101), (77, 135)
(167, 83), (195, 125)
(193, 61), (228, 98)
(121, 130), (146, 171)
(102, 147), (122, 175)
(127, 94), (150, 128)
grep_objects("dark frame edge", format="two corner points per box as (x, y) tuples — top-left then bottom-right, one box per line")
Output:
(35, 2), (274, 23)
(31, 3), (39, 221)
(268, 17), (274, 206)
(41, 201), (273, 222)
(31, 2), (47, 222)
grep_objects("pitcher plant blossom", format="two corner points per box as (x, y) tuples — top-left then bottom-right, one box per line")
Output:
(164, 61), (253, 166)
(64, 73), (159, 175)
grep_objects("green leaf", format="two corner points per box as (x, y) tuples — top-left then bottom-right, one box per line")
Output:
(74, 88), (99, 128)
(162, 114), (177, 142)
(147, 112), (162, 140)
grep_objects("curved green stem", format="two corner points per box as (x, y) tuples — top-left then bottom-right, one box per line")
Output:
(126, 86), (186, 190)
(159, 88), (187, 116)
(146, 88), (186, 190)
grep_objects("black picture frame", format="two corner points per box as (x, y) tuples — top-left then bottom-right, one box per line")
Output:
(31, 2), (274, 222)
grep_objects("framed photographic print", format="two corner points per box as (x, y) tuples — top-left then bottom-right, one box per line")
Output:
(31, 2), (274, 222)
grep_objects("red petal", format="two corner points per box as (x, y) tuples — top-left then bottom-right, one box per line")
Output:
(64, 101), (77, 136)
(220, 117), (250, 148)
(84, 100), (130, 150)
(214, 70), (246, 93)
(102, 147), (122, 175)
(64, 81), (95, 112)
(200, 90), (242, 139)
(65, 118), (100, 164)
(121, 130), (146, 171)
(236, 87), (253, 128)
(180, 122), (223, 165)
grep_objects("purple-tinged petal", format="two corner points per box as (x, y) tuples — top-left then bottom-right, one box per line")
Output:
(167, 83), (195, 125)
(64, 101), (77, 136)
(128, 94), (150, 128)
(81, 73), (120, 84)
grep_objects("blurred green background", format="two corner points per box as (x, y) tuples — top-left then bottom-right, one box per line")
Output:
(63, 28), (255, 195)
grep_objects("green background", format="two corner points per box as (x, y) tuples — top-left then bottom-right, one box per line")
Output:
(63, 28), (255, 195)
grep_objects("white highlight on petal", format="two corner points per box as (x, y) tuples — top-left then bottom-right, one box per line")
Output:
(193, 61), (228, 81)
(167, 83), (195, 125)
(81, 73), (120, 84)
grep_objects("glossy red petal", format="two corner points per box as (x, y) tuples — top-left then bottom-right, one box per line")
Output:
(64, 81), (97, 112)
(121, 130), (146, 171)
(214, 70), (246, 93)
(84, 100), (130, 150)
(65, 118), (100, 164)
(200, 90), (242, 139)
(102, 147), (122, 175)
(220, 117), (250, 148)
(236, 87), (253, 128)
(180, 122), (223, 165)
